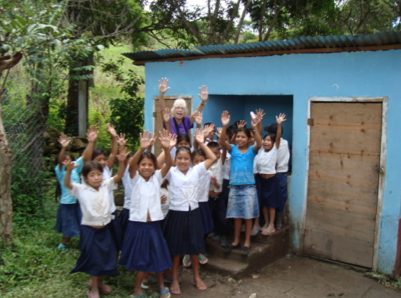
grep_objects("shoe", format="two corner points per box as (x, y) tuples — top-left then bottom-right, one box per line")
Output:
(57, 243), (66, 251)
(220, 236), (229, 248)
(241, 246), (250, 256)
(191, 280), (207, 291)
(251, 227), (260, 236)
(160, 288), (171, 298)
(223, 243), (241, 253)
(182, 255), (191, 267)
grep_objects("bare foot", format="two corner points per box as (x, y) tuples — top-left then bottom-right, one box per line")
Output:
(87, 290), (100, 298)
(261, 226), (275, 236)
(170, 282), (181, 295)
(192, 279), (207, 291)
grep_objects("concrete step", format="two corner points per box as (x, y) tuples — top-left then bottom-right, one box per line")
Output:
(204, 225), (290, 278)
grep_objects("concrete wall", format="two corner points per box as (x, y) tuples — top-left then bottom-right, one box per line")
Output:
(143, 50), (401, 274)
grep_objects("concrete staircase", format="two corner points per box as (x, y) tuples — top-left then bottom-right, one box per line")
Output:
(203, 225), (290, 278)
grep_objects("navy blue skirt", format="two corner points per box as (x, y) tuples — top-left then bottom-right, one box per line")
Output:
(71, 224), (119, 276)
(120, 221), (172, 273)
(276, 174), (288, 212)
(55, 203), (82, 238)
(109, 211), (123, 251)
(199, 202), (214, 234)
(163, 209), (204, 256)
(118, 208), (130, 237)
(257, 175), (283, 209)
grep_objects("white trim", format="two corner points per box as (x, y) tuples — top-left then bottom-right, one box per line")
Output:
(304, 96), (387, 270)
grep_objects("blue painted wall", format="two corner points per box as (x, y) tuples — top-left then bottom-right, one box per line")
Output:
(143, 50), (401, 274)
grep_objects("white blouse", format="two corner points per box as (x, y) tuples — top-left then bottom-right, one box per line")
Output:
(254, 146), (278, 175)
(197, 170), (212, 203)
(276, 138), (290, 173)
(222, 151), (231, 180)
(70, 178), (117, 226)
(121, 166), (132, 210)
(102, 165), (117, 213)
(209, 158), (223, 193)
(165, 163), (208, 211)
(129, 170), (164, 222)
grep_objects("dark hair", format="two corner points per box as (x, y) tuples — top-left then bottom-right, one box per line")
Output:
(203, 123), (216, 132)
(127, 151), (135, 160)
(264, 133), (276, 143)
(92, 147), (105, 160)
(82, 161), (103, 178)
(265, 123), (284, 135)
(192, 149), (206, 160)
(236, 127), (251, 138)
(176, 134), (191, 147)
(207, 141), (219, 149)
(137, 152), (157, 169)
(175, 146), (192, 161)
(54, 153), (75, 202)
(226, 126), (234, 139)
(55, 152), (75, 167)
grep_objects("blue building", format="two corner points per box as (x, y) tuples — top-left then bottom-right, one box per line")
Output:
(125, 31), (401, 275)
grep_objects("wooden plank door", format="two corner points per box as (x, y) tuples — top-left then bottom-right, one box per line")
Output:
(153, 96), (192, 156)
(304, 102), (382, 268)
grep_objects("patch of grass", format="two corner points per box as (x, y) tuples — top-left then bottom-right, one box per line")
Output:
(0, 183), (160, 298)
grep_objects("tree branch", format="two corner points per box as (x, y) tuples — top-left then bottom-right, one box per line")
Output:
(262, 0), (283, 42)
(220, 0), (241, 44)
(235, 0), (252, 44)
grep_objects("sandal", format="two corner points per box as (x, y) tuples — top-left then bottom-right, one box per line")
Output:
(182, 255), (191, 267)
(160, 288), (171, 298)
(199, 254), (208, 265)
(170, 285), (181, 295)
(223, 243), (241, 253)
(141, 276), (156, 289)
(251, 227), (260, 236)
(87, 280), (112, 294)
(241, 246), (251, 256)
(191, 280), (207, 291)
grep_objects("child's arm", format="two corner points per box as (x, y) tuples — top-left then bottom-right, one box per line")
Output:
(129, 131), (155, 178)
(162, 107), (172, 134)
(251, 116), (262, 152)
(106, 123), (118, 169)
(275, 113), (286, 149)
(193, 111), (202, 149)
(57, 134), (71, 170)
(63, 160), (79, 190)
(160, 130), (173, 178)
(215, 127), (227, 165)
(81, 126), (98, 162)
(219, 111), (232, 152)
(195, 129), (217, 169)
(190, 85), (208, 124)
(158, 78), (170, 112)
(113, 146), (129, 184)
(210, 175), (220, 190)
(157, 133), (177, 168)
(255, 109), (265, 136)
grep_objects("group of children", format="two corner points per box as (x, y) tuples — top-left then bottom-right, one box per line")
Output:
(53, 78), (290, 298)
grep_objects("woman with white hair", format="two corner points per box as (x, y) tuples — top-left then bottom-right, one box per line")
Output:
(158, 77), (208, 136)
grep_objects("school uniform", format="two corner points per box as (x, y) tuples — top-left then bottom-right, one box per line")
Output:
(103, 165), (123, 251)
(254, 147), (283, 209)
(54, 157), (84, 238)
(163, 163), (207, 255)
(197, 170), (214, 234)
(276, 138), (290, 212)
(120, 170), (171, 273)
(119, 166), (132, 236)
(69, 178), (119, 276)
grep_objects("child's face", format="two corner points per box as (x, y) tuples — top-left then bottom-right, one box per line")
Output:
(93, 154), (107, 169)
(85, 169), (103, 190)
(207, 130), (215, 139)
(176, 151), (191, 172)
(235, 131), (249, 147)
(64, 155), (72, 162)
(248, 131), (255, 146)
(177, 140), (190, 148)
(138, 157), (155, 180)
(210, 147), (221, 160)
(263, 135), (273, 151)
(193, 154), (206, 166)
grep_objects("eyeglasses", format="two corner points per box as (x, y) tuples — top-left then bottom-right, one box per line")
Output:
(174, 107), (185, 110)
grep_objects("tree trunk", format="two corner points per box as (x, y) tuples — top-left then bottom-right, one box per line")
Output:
(0, 88), (13, 247)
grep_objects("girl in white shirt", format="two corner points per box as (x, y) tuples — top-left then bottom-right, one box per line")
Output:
(254, 114), (286, 236)
(119, 130), (173, 298)
(64, 147), (127, 298)
(163, 129), (217, 295)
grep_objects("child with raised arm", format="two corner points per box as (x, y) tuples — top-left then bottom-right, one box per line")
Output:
(64, 146), (128, 298)
(119, 130), (173, 298)
(54, 127), (97, 251)
(163, 129), (217, 295)
(219, 110), (262, 255)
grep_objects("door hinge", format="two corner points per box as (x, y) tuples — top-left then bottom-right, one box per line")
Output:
(307, 118), (314, 126)
(153, 112), (157, 118)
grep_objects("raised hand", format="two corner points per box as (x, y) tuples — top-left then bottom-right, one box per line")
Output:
(198, 85), (208, 102)
(276, 113), (287, 124)
(159, 129), (171, 150)
(169, 133), (177, 148)
(117, 133), (127, 148)
(194, 128), (205, 144)
(162, 107), (171, 123)
(58, 134), (71, 148)
(255, 109), (265, 122)
(86, 126), (98, 143)
(194, 110), (203, 126)
(158, 77), (170, 95)
(63, 159), (79, 171)
(221, 110), (230, 126)
(215, 127), (222, 139)
(251, 115), (261, 128)
(237, 120), (247, 129)
(117, 146), (129, 162)
(139, 131), (155, 150)
(107, 123), (118, 138)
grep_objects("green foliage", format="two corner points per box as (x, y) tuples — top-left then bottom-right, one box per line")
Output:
(240, 32), (257, 44)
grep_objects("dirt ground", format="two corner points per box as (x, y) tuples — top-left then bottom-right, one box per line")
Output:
(152, 256), (401, 298)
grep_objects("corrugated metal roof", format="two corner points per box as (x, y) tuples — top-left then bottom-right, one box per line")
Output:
(123, 31), (401, 63)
